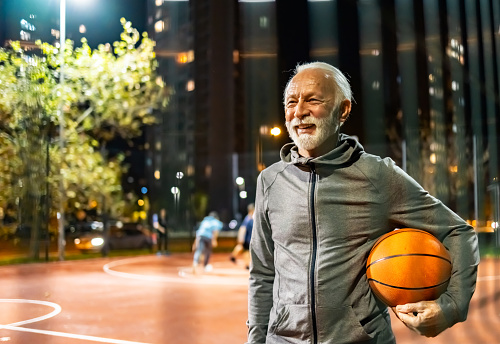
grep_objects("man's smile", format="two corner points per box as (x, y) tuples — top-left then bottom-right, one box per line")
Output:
(296, 124), (316, 134)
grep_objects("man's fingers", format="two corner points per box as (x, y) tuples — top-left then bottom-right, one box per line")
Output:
(396, 301), (429, 314)
(397, 310), (418, 324)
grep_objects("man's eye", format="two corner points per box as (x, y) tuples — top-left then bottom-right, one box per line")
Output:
(286, 101), (297, 107)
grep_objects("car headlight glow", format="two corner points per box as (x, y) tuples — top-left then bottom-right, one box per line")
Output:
(91, 238), (104, 247)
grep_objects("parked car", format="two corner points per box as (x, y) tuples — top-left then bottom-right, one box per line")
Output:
(73, 222), (153, 253)
(66, 221), (103, 236)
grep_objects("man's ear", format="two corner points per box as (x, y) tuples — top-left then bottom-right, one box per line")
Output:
(339, 99), (351, 125)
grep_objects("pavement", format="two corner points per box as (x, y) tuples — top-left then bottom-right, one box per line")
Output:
(0, 253), (498, 343)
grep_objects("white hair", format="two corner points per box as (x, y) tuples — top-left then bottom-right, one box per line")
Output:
(283, 61), (353, 106)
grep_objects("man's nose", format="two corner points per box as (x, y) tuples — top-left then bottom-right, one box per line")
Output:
(293, 100), (308, 119)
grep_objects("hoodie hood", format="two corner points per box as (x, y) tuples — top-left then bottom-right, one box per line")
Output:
(279, 133), (364, 167)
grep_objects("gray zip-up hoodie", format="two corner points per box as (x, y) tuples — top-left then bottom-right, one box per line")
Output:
(247, 134), (479, 344)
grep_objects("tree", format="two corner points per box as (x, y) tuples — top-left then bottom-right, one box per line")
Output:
(0, 19), (168, 259)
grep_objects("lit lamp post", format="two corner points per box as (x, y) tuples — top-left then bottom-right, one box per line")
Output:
(57, 0), (92, 260)
(256, 125), (281, 171)
(57, 0), (67, 261)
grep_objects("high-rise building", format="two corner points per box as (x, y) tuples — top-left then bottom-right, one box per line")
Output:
(146, 0), (500, 235)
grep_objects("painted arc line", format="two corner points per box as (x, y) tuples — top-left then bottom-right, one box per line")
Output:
(0, 299), (61, 327)
(103, 257), (249, 286)
(0, 325), (151, 344)
(0, 299), (151, 344)
(477, 275), (500, 282)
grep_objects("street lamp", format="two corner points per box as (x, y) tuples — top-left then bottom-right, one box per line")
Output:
(256, 125), (282, 172)
(57, 0), (93, 261)
(57, 0), (67, 261)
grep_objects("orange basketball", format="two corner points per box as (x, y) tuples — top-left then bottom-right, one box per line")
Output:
(366, 228), (452, 307)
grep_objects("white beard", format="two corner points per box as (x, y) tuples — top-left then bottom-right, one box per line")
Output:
(285, 112), (340, 151)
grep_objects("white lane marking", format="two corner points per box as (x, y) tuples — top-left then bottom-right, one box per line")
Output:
(103, 256), (249, 286)
(0, 325), (151, 344)
(478, 275), (500, 282)
(0, 299), (61, 326)
(0, 299), (151, 344)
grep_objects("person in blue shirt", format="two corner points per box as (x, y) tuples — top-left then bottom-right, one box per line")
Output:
(192, 211), (223, 273)
(230, 203), (254, 269)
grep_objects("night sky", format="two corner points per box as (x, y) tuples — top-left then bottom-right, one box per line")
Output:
(1, 0), (147, 48)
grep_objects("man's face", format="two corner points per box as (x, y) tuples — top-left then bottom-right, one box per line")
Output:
(284, 68), (340, 157)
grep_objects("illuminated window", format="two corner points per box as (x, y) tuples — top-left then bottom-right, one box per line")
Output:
(51, 29), (60, 39)
(20, 30), (30, 41)
(178, 53), (188, 64)
(430, 153), (436, 164)
(177, 50), (194, 64)
(155, 20), (164, 33)
(259, 16), (268, 28)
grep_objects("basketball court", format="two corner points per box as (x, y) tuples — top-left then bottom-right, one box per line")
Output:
(0, 253), (498, 343)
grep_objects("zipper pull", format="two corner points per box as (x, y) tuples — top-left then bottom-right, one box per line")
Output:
(309, 162), (316, 174)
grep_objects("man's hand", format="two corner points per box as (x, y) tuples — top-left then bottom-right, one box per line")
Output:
(392, 301), (448, 337)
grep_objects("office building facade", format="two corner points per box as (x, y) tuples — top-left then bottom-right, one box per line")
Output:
(148, 0), (500, 233)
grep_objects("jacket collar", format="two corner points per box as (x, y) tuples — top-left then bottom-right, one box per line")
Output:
(280, 134), (364, 168)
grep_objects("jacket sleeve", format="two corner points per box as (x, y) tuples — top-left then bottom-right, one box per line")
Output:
(382, 158), (479, 327)
(246, 173), (275, 343)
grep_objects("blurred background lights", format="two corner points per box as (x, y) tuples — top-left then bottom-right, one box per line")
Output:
(270, 126), (281, 136)
(141, 187), (148, 194)
(239, 191), (247, 199)
(171, 187), (180, 195)
(229, 219), (238, 229)
(236, 177), (245, 185)
(137, 199), (145, 207)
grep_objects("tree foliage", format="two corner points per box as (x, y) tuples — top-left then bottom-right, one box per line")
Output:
(0, 19), (167, 252)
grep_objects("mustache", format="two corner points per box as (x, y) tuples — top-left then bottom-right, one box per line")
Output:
(286, 117), (319, 127)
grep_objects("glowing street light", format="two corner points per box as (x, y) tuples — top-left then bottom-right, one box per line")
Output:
(58, 0), (94, 261)
(270, 126), (281, 136)
(257, 125), (282, 171)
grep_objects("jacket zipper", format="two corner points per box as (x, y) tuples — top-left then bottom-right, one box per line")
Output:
(309, 162), (318, 344)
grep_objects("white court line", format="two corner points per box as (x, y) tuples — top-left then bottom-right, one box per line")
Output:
(477, 275), (500, 282)
(0, 299), (151, 344)
(0, 299), (61, 327)
(0, 325), (151, 344)
(103, 256), (249, 286)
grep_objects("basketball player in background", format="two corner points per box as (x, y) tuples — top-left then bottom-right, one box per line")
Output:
(230, 203), (255, 269)
(246, 62), (479, 343)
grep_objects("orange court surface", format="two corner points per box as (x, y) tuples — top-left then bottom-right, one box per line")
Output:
(0, 253), (498, 343)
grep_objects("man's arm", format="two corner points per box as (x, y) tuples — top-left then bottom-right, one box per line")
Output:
(382, 158), (479, 336)
(247, 174), (275, 344)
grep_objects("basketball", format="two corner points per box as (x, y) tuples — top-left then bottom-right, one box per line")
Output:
(366, 228), (452, 307)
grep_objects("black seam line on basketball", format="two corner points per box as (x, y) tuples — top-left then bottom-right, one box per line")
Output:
(367, 277), (451, 290)
(366, 253), (452, 270)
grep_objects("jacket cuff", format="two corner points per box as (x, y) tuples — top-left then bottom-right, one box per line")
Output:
(436, 293), (461, 328)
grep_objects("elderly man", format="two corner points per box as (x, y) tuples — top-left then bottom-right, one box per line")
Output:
(247, 61), (479, 343)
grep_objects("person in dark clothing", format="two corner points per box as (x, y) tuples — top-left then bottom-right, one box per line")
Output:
(230, 203), (255, 268)
(246, 62), (479, 343)
(156, 208), (169, 255)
